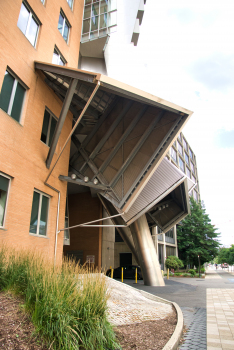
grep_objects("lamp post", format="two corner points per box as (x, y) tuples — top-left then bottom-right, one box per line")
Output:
(198, 255), (201, 278)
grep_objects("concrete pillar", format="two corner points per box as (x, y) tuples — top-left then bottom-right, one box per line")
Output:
(174, 226), (178, 257)
(163, 233), (167, 272)
(130, 214), (165, 286)
(101, 209), (115, 270)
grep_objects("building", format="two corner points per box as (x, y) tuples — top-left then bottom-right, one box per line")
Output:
(0, 0), (196, 286)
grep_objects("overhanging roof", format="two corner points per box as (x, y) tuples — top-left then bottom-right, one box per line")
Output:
(35, 62), (193, 216)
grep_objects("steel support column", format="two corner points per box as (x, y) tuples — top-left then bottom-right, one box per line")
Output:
(98, 195), (139, 265)
(129, 214), (165, 286)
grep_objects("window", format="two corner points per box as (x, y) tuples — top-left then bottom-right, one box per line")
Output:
(192, 175), (196, 184)
(52, 47), (66, 66)
(179, 156), (185, 172)
(29, 190), (49, 236)
(67, 0), (73, 10)
(191, 161), (195, 173)
(115, 229), (124, 242)
(0, 174), (10, 228)
(58, 11), (70, 43)
(189, 147), (193, 159)
(183, 138), (188, 151)
(41, 0), (45, 4)
(184, 152), (189, 165)
(186, 167), (191, 178)
(64, 198), (70, 245)
(177, 142), (183, 155)
(170, 147), (177, 163)
(0, 70), (26, 122)
(41, 109), (57, 147)
(194, 190), (198, 201)
(17, 2), (40, 47)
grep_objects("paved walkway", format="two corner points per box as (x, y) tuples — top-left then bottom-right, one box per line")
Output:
(119, 267), (234, 349)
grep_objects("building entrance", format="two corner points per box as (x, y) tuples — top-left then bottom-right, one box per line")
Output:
(120, 252), (132, 266)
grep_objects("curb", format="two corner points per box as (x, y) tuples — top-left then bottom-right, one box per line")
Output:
(106, 277), (183, 350)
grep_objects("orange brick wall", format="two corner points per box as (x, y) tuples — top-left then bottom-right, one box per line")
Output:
(0, 0), (84, 264)
(63, 192), (102, 269)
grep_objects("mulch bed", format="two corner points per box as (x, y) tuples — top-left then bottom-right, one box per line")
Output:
(0, 292), (178, 350)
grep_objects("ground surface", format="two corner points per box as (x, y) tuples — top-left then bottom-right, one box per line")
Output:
(0, 292), (47, 350)
(0, 289), (177, 350)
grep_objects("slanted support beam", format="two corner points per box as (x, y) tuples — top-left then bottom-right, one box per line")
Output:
(129, 214), (165, 286)
(46, 78), (78, 169)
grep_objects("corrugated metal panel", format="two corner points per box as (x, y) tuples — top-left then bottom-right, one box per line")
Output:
(121, 158), (184, 223)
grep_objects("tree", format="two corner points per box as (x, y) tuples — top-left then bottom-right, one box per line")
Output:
(165, 256), (184, 270)
(218, 245), (234, 265)
(177, 197), (220, 267)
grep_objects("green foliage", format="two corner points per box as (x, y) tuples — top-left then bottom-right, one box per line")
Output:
(177, 197), (220, 267)
(183, 273), (189, 277)
(165, 256), (184, 270)
(188, 269), (196, 276)
(200, 267), (205, 273)
(174, 273), (181, 276)
(217, 245), (234, 265)
(0, 246), (120, 350)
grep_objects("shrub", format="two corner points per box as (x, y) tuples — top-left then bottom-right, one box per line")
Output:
(201, 267), (205, 273)
(174, 273), (181, 276)
(183, 273), (189, 277)
(0, 245), (120, 350)
(188, 269), (196, 276)
(165, 256), (184, 270)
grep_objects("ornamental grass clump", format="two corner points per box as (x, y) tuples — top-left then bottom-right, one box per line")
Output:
(0, 245), (120, 350)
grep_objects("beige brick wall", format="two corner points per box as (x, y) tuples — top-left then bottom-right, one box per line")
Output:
(0, 0), (84, 264)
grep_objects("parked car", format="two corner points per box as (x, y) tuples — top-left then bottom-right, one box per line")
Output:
(222, 263), (229, 268)
(106, 265), (143, 280)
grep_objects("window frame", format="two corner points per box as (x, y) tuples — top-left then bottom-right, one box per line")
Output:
(179, 156), (185, 172)
(0, 68), (27, 123)
(0, 172), (11, 229)
(29, 189), (50, 237)
(58, 10), (71, 43)
(63, 197), (70, 245)
(17, 1), (41, 48)
(40, 108), (58, 147)
(52, 46), (67, 66)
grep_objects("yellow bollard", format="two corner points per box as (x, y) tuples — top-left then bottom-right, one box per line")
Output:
(111, 269), (113, 279)
(161, 270), (164, 277)
(135, 268), (137, 284)
(121, 267), (123, 282)
(167, 268), (169, 280)
(110, 266), (112, 270)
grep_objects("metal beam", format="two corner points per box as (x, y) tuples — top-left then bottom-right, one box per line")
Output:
(59, 175), (110, 191)
(99, 105), (148, 174)
(88, 100), (134, 161)
(110, 110), (165, 188)
(35, 61), (97, 83)
(46, 78), (78, 169)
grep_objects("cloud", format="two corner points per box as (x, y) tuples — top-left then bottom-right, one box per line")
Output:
(189, 54), (234, 92)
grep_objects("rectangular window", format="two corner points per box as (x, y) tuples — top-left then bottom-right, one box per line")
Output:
(52, 47), (66, 66)
(30, 190), (49, 236)
(40, 109), (57, 147)
(58, 10), (71, 43)
(0, 173), (10, 228)
(184, 152), (189, 165)
(170, 147), (177, 163)
(64, 198), (70, 245)
(189, 147), (193, 159)
(192, 175), (196, 184)
(179, 156), (185, 172)
(183, 138), (188, 151)
(17, 1), (40, 47)
(194, 190), (198, 201)
(191, 161), (195, 173)
(177, 142), (183, 156)
(186, 166), (191, 178)
(0, 70), (26, 123)
(67, 0), (73, 10)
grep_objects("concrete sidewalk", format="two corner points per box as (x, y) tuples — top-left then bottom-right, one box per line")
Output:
(206, 270), (234, 350)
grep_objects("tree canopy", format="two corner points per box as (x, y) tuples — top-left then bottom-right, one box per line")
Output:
(217, 245), (234, 265)
(177, 197), (220, 267)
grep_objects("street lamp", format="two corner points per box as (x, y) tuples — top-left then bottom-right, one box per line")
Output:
(198, 255), (201, 278)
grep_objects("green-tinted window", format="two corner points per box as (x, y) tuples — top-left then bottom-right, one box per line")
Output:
(30, 190), (49, 236)
(0, 70), (26, 122)
(0, 174), (10, 227)
(40, 109), (57, 146)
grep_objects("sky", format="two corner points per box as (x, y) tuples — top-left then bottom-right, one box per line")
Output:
(110, 0), (234, 247)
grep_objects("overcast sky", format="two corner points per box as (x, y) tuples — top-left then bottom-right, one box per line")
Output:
(111, 0), (234, 246)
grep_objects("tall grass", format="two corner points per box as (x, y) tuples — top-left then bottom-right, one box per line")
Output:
(0, 245), (120, 350)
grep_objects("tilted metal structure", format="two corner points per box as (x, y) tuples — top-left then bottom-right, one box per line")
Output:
(35, 62), (193, 285)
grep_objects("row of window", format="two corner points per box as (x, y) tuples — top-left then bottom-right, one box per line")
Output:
(17, 1), (71, 50)
(0, 173), (69, 241)
(41, 0), (73, 10)
(170, 146), (196, 177)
